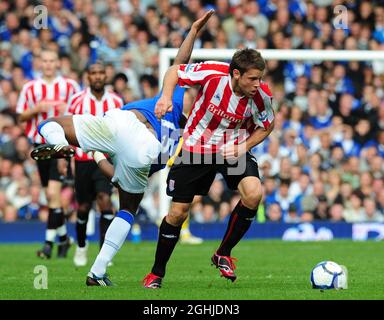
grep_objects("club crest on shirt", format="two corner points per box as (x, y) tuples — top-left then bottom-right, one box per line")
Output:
(259, 110), (268, 122)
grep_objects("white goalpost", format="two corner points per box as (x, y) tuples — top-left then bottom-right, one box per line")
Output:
(157, 48), (384, 218)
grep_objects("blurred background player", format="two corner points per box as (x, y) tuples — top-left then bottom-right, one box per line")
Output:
(67, 62), (123, 267)
(16, 49), (80, 259)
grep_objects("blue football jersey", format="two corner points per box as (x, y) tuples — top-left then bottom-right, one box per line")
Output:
(121, 85), (185, 174)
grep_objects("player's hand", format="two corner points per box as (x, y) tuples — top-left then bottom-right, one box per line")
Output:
(34, 100), (51, 113)
(55, 101), (68, 115)
(191, 9), (215, 34)
(155, 95), (173, 119)
(221, 143), (248, 160)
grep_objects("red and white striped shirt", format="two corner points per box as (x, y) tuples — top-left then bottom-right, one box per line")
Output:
(178, 61), (275, 154)
(67, 87), (123, 161)
(16, 76), (80, 144)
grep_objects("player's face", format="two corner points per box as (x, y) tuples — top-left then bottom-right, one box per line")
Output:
(41, 51), (59, 78)
(88, 65), (107, 91)
(234, 68), (264, 98)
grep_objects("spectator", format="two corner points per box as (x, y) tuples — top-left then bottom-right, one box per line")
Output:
(343, 190), (366, 223)
(329, 203), (345, 222)
(285, 203), (300, 223)
(267, 203), (283, 222)
(363, 197), (384, 222)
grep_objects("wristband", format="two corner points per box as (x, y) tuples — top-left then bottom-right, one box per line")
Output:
(93, 151), (107, 164)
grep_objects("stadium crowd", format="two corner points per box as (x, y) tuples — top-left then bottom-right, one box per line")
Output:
(0, 0), (384, 225)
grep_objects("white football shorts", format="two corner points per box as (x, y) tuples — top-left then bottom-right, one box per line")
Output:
(72, 109), (161, 193)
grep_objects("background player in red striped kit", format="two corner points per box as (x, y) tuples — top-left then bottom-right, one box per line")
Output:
(67, 62), (123, 267)
(16, 49), (80, 259)
(143, 48), (275, 288)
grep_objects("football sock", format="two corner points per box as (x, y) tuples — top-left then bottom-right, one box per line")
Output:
(99, 210), (114, 248)
(216, 201), (256, 257)
(90, 210), (133, 278)
(45, 209), (57, 246)
(55, 208), (68, 243)
(45, 208), (65, 245)
(76, 208), (89, 248)
(38, 121), (69, 145)
(151, 217), (182, 278)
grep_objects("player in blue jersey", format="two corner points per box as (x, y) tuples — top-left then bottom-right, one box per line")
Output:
(30, 10), (214, 286)
(97, 85), (202, 244)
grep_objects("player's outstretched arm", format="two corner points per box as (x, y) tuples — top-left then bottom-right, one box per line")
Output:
(174, 9), (214, 65)
(155, 10), (214, 119)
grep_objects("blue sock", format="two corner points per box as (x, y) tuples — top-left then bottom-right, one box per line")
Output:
(90, 210), (134, 277)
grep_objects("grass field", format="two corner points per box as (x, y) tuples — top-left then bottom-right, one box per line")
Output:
(1, 240), (383, 300)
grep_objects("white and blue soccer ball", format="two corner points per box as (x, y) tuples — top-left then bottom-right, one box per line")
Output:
(310, 261), (348, 290)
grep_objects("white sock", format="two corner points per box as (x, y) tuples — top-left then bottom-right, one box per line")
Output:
(45, 229), (56, 242)
(39, 121), (69, 145)
(56, 224), (67, 237)
(90, 211), (134, 277)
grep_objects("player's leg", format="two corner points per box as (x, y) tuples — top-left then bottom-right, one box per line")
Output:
(143, 200), (191, 288)
(36, 160), (56, 258)
(36, 158), (71, 259)
(38, 116), (80, 146)
(48, 160), (71, 258)
(143, 158), (215, 288)
(73, 161), (93, 266)
(73, 201), (91, 266)
(93, 164), (114, 249)
(213, 153), (262, 281)
(87, 187), (143, 286)
(97, 192), (114, 248)
(31, 116), (80, 160)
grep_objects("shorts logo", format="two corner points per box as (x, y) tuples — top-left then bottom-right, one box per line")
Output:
(169, 179), (175, 191)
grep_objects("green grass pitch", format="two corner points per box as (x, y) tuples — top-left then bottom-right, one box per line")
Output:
(1, 240), (383, 300)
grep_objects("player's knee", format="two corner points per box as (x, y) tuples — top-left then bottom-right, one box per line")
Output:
(241, 192), (262, 210)
(78, 203), (91, 215)
(168, 203), (190, 226)
(96, 192), (112, 210)
(46, 188), (60, 204)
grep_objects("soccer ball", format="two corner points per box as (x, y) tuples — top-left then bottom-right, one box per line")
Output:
(310, 261), (347, 290)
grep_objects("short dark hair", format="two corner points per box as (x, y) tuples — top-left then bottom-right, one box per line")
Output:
(87, 60), (105, 72)
(229, 48), (265, 76)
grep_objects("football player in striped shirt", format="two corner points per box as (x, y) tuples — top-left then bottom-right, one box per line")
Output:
(67, 62), (123, 267)
(143, 48), (275, 288)
(17, 49), (80, 259)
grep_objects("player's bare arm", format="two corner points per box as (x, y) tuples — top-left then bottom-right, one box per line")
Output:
(155, 10), (214, 120)
(174, 9), (214, 65)
(93, 151), (114, 180)
(18, 100), (67, 122)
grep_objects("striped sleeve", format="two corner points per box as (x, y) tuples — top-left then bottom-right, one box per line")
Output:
(66, 91), (83, 115)
(252, 82), (275, 130)
(110, 93), (123, 108)
(177, 61), (229, 88)
(16, 82), (32, 114)
(68, 79), (81, 97)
